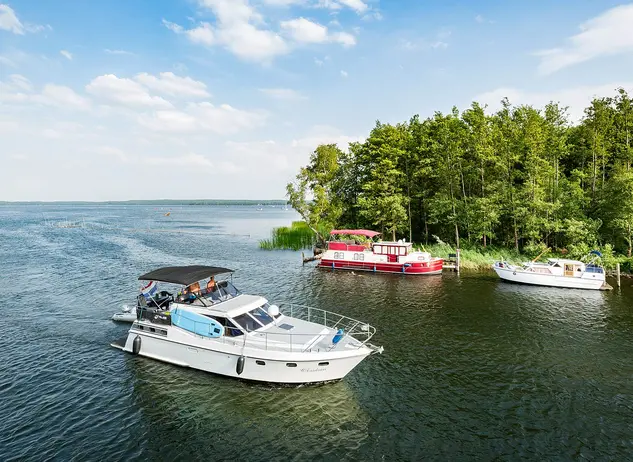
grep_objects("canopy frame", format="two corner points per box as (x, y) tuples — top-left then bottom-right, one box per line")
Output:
(138, 265), (234, 286)
(329, 229), (381, 238)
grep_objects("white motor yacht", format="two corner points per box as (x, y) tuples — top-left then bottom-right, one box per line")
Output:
(492, 251), (611, 290)
(111, 265), (383, 384)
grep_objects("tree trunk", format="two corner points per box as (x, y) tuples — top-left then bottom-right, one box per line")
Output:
(514, 217), (519, 252)
(455, 222), (460, 250)
(392, 228), (396, 242)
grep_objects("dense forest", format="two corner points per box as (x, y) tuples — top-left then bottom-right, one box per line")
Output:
(287, 89), (633, 260)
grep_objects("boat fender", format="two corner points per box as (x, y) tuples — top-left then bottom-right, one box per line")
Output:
(132, 335), (141, 355)
(236, 355), (246, 375)
(332, 328), (344, 345)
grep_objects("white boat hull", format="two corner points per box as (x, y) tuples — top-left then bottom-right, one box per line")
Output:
(493, 265), (605, 290)
(121, 324), (375, 384)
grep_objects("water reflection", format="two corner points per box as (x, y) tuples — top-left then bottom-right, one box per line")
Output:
(128, 358), (370, 460)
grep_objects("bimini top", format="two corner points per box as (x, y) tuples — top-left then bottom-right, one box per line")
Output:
(330, 229), (381, 238)
(138, 265), (233, 286)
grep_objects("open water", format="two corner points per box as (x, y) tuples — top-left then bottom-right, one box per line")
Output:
(1, 204), (633, 461)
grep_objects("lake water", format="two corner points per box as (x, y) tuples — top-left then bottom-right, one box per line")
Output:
(1, 204), (633, 461)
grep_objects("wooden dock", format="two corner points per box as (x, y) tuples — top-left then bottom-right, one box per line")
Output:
(443, 250), (460, 272)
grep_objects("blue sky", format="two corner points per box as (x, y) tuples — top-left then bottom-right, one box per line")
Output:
(1, 0), (633, 201)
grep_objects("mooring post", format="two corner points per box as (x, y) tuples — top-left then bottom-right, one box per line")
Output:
(616, 262), (621, 287)
(456, 248), (460, 273)
(302, 252), (305, 266)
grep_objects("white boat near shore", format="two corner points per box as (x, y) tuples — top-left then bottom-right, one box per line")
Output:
(492, 252), (611, 290)
(111, 265), (383, 384)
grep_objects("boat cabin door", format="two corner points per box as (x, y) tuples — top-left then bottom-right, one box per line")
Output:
(564, 264), (575, 277)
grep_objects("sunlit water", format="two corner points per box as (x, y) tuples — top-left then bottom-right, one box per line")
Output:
(1, 204), (633, 461)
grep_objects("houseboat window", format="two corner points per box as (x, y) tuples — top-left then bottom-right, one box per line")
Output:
(286, 363), (297, 367)
(399, 247), (406, 256)
(374, 245), (382, 254)
(389, 246), (396, 255)
(249, 306), (274, 327)
(256, 360), (265, 366)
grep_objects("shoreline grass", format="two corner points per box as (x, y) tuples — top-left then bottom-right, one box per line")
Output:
(259, 221), (317, 251)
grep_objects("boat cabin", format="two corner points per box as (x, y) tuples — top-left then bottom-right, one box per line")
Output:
(522, 258), (604, 277)
(134, 265), (285, 338)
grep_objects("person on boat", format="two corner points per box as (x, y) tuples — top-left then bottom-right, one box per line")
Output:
(206, 277), (216, 294)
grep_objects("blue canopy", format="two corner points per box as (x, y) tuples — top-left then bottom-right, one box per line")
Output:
(590, 250), (602, 257)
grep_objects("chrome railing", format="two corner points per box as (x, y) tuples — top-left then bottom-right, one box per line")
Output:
(134, 303), (379, 353)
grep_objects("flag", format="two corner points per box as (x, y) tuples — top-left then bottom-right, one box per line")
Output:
(141, 280), (158, 300)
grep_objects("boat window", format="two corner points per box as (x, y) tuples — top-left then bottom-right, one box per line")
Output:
(389, 246), (396, 255)
(286, 363), (297, 367)
(249, 306), (274, 327)
(232, 313), (261, 332)
(399, 247), (406, 256)
(256, 360), (265, 366)
(374, 245), (382, 254)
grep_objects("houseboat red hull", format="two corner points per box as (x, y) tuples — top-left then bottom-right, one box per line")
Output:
(318, 258), (443, 274)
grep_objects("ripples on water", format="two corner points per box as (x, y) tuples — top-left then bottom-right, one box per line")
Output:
(1, 205), (633, 460)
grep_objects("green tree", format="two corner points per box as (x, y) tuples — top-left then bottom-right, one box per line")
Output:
(286, 144), (343, 243)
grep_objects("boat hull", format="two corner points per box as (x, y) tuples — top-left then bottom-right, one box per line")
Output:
(318, 258), (443, 275)
(120, 326), (374, 384)
(493, 265), (605, 290)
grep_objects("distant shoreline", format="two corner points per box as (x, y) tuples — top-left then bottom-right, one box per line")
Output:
(0, 200), (288, 206)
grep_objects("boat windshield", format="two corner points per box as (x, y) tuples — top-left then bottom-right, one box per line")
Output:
(232, 305), (274, 332)
(204, 280), (240, 302)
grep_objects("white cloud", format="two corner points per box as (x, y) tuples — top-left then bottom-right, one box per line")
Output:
(314, 57), (324, 66)
(340, 70), (348, 77)
(33, 85), (91, 111)
(475, 14), (485, 23)
(8, 74), (32, 92)
(263, 0), (304, 5)
(138, 102), (267, 134)
(104, 49), (134, 55)
(0, 55), (16, 67)
(60, 50), (72, 60)
(86, 74), (173, 108)
(280, 17), (356, 46)
(164, 1), (289, 62)
(134, 72), (210, 98)
(535, 4), (633, 75)
(259, 88), (307, 100)
(337, 0), (368, 14)
(400, 38), (448, 51)
(473, 83), (633, 122)
(0, 4), (23, 34)
(144, 152), (214, 168)
(1, 77), (90, 110)
(0, 4), (49, 34)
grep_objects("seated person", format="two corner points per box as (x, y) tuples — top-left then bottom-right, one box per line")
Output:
(205, 277), (216, 294)
(177, 285), (197, 303)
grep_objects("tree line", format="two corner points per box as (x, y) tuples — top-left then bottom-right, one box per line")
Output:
(287, 88), (633, 257)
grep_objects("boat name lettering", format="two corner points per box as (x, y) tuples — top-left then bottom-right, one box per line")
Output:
(301, 367), (327, 373)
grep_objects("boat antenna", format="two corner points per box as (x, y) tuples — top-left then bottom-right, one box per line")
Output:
(531, 247), (550, 263)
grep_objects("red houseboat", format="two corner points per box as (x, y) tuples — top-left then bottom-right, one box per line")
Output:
(318, 230), (444, 275)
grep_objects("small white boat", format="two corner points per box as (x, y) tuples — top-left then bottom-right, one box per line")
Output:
(111, 305), (136, 323)
(111, 265), (383, 384)
(493, 251), (610, 290)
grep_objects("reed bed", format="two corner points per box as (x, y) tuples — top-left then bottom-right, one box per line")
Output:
(259, 221), (317, 250)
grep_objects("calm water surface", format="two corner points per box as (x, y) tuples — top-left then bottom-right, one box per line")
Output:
(1, 205), (633, 461)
